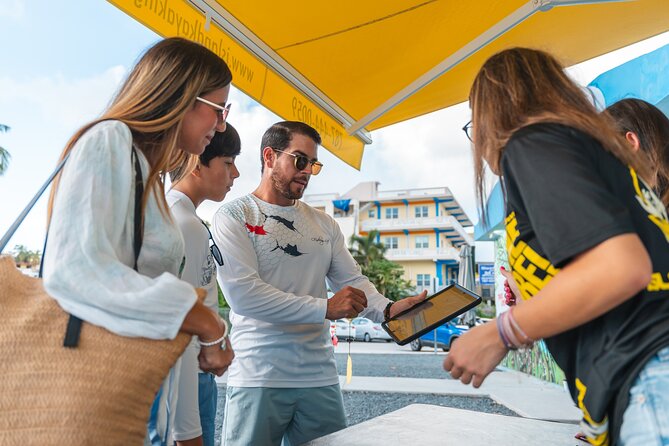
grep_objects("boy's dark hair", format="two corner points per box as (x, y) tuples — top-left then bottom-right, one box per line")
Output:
(169, 123), (241, 182)
(259, 121), (321, 172)
(200, 123), (241, 166)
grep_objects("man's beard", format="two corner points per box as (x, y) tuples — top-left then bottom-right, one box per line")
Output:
(271, 170), (307, 200)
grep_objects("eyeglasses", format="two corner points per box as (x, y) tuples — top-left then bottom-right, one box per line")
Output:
(273, 149), (323, 175)
(462, 121), (473, 142)
(196, 97), (231, 126)
(200, 220), (224, 266)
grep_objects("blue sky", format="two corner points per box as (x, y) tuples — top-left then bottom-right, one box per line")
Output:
(1, 0), (669, 254)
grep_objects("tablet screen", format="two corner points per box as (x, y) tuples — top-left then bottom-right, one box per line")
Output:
(383, 284), (481, 345)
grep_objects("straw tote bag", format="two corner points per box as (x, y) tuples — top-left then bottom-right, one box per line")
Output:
(0, 147), (191, 445)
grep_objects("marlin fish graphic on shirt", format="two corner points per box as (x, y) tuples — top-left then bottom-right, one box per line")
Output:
(245, 210), (306, 257)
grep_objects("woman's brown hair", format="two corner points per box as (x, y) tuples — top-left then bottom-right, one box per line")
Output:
(469, 47), (651, 218)
(48, 37), (233, 222)
(606, 98), (669, 207)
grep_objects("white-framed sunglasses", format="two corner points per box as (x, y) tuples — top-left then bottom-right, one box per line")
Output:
(196, 96), (231, 125)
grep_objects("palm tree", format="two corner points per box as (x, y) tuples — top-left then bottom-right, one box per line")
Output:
(0, 124), (10, 176)
(349, 230), (386, 268)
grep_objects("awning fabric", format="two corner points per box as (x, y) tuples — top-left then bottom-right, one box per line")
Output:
(109, 0), (669, 169)
(589, 43), (669, 116)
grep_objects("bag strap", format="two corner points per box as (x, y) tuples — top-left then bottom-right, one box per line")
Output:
(64, 146), (144, 347)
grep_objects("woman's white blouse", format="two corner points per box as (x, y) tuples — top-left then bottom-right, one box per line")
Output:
(43, 120), (197, 339)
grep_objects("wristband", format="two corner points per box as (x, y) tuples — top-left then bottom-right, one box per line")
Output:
(508, 307), (534, 346)
(383, 301), (393, 321)
(496, 315), (514, 350)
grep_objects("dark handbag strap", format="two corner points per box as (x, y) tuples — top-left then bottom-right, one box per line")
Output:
(63, 147), (144, 347)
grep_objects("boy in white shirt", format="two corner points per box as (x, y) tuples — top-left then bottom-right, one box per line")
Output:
(167, 124), (241, 446)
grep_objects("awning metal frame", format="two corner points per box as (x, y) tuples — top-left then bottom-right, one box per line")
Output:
(345, 0), (637, 135)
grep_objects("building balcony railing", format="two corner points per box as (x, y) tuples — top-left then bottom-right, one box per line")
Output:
(376, 187), (449, 199)
(385, 246), (461, 261)
(361, 215), (456, 231)
(361, 216), (473, 245)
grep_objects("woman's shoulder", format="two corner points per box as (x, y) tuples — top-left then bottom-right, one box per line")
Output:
(510, 122), (581, 142)
(67, 120), (136, 175)
(79, 120), (132, 148)
(506, 122), (602, 157)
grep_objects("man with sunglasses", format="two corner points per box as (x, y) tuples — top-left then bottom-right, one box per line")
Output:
(165, 125), (240, 446)
(213, 121), (426, 446)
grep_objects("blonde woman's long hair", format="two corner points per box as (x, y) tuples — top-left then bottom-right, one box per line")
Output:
(48, 37), (233, 222)
(469, 47), (651, 218)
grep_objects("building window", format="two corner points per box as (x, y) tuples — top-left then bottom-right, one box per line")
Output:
(385, 207), (399, 219)
(415, 205), (429, 218)
(368, 209), (376, 218)
(384, 237), (398, 249)
(416, 274), (431, 288)
(415, 235), (429, 249)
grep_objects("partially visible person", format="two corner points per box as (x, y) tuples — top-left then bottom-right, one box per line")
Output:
(444, 48), (669, 446)
(169, 125), (241, 446)
(42, 37), (234, 442)
(606, 98), (669, 207)
(213, 121), (427, 446)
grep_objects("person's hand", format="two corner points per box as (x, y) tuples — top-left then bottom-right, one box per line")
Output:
(500, 266), (522, 306)
(443, 321), (508, 388)
(388, 290), (428, 318)
(198, 337), (234, 376)
(326, 286), (367, 319)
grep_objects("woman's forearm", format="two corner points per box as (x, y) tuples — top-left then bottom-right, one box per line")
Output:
(512, 233), (651, 340)
(180, 290), (226, 342)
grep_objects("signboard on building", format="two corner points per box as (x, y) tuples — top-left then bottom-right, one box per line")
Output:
(478, 263), (495, 285)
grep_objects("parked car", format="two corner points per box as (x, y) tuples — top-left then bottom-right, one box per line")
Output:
(334, 319), (357, 341)
(351, 317), (392, 342)
(410, 322), (464, 352)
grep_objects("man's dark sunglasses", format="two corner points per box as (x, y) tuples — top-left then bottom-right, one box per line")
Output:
(273, 149), (323, 175)
(201, 220), (224, 266)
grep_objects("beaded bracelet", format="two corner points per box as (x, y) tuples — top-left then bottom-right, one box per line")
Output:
(198, 319), (229, 347)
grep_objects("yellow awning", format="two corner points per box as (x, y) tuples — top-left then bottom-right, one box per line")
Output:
(109, 0), (669, 169)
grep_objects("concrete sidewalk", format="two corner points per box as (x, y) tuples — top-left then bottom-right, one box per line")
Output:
(338, 367), (582, 423)
(305, 404), (581, 446)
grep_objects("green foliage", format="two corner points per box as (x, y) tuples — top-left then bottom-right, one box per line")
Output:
(475, 303), (496, 318)
(349, 230), (386, 268)
(218, 283), (229, 310)
(12, 244), (41, 268)
(349, 230), (413, 302)
(0, 124), (10, 176)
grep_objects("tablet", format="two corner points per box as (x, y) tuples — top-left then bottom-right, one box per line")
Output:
(381, 283), (482, 345)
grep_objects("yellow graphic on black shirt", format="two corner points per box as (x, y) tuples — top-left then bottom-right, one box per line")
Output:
(505, 212), (558, 301)
(630, 167), (669, 243)
(506, 211), (608, 445)
(648, 272), (669, 292)
(629, 168), (669, 293)
(576, 379), (609, 446)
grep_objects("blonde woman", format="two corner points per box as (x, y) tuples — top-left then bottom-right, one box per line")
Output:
(446, 48), (669, 445)
(43, 37), (235, 432)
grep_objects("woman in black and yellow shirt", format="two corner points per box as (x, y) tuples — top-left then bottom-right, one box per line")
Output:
(444, 48), (669, 446)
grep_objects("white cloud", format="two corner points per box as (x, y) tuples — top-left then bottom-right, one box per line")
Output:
(0, 0), (25, 20)
(0, 66), (128, 252)
(0, 65), (127, 129)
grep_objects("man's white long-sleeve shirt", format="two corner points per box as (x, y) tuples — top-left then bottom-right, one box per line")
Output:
(213, 194), (389, 387)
